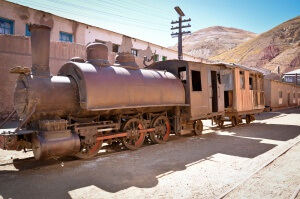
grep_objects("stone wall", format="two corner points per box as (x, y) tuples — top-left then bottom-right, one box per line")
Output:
(0, 35), (86, 120)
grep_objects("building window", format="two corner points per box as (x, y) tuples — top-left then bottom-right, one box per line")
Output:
(0, 17), (14, 35)
(240, 71), (245, 89)
(60, 32), (73, 42)
(131, 49), (138, 56)
(95, 39), (106, 44)
(178, 67), (186, 84)
(162, 56), (167, 61)
(154, 54), (159, 61)
(112, 44), (119, 53)
(279, 91), (283, 98)
(278, 90), (283, 105)
(285, 76), (293, 83)
(192, 70), (202, 91)
(25, 24), (31, 37)
(249, 77), (253, 90)
(293, 91), (296, 98)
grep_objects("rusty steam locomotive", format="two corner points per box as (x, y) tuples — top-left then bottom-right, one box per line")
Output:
(0, 24), (190, 160)
(0, 24), (263, 160)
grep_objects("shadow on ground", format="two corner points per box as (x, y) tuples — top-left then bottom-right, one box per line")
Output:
(212, 122), (300, 142)
(255, 107), (300, 121)
(0, 120), (299, 198)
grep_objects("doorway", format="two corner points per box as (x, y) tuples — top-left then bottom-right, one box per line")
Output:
(211, 71), (218, 112)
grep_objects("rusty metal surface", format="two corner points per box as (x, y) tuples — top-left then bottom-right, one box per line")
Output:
(70, 57), (85, 63)
(96, 132), (128, 141)
(32, 130), (80, 160)
(86, 43), (110, 66)
(96, 127), (156, 141)
(115, 52), (139, 69)
(10, 66), (31, 75)
(59, 62), (185, 111)
(14, 75), (78, 119)
(28, 24), (51, 77)
(0, 24), (189, 160)
(39, 119), (67, 131)
(0, 129), (35, 135)
(0, 128), (33, 150)
(0, 134), (17, 150)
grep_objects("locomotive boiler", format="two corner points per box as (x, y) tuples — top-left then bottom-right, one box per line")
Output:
(0, 24), (186, 160)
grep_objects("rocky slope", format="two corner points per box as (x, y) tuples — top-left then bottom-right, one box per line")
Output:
(212, 16), (300, 73)
(170, 26), (257, 59)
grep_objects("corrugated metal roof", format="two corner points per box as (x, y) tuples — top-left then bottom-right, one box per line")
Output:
(284, 69), (300, 75)
(212, 61), (270, 75)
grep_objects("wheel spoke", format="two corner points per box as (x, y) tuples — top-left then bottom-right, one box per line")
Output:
(150, 116), (171, 144)
(121, 118), (145, 150)
(74, 140), (102, 159)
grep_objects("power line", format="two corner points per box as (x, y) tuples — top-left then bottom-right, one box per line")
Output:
(47, 0), (169, 28)
(91, 0), (174, 23)
(131, 0), (177, 17)
(13, 0), (171, 33)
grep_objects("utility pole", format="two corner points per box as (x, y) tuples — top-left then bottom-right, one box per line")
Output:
(171, 6), (191, 60)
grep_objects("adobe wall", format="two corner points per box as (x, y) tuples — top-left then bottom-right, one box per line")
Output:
(0, 35), (86, 120)
(264, 79), (272, 107)
(265, 79), (300, 110)
(0, 0), (202, 67)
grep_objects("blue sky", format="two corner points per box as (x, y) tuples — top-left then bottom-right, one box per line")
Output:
(7, 0), (300, 47)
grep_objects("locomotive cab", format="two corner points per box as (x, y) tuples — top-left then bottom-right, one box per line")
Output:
(148, 60), (226, 134)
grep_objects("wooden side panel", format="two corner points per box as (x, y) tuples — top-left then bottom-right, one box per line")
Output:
(189, 63), (209, 118)
(235, 69), (254, 112)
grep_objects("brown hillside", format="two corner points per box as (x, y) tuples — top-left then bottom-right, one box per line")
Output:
(212, 16), (300, 73)
(170, 26), (257, 59)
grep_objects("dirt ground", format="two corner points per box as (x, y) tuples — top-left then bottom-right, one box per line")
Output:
(0, 108), (299, 199)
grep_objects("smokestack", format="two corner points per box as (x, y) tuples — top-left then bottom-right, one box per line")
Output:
(29, 24), (51, 76)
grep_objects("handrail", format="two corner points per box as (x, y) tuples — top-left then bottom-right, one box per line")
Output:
(0, 109), (16, 129)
